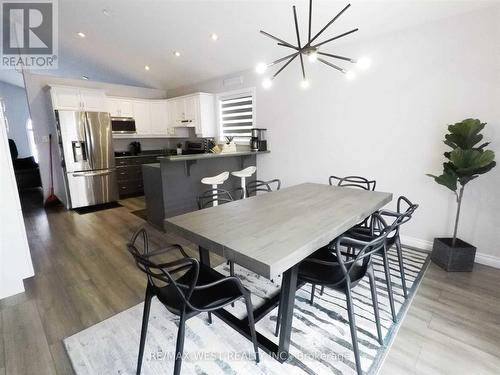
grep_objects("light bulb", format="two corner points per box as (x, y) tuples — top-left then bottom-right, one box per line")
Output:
(262, 77), (273, 89)
(174, 51), (181, 57)
(210, 33), (218, 41)
(345, 70), (356, 80)
(255, 62), (268, 74)
(357, 57), (372, 70)
(308, 51), (318, 62)
(144, 65), (150, 71)
(300, 79), (310, 89)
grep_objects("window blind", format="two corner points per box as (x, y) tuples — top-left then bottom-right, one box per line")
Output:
(219, 94), (254, 143)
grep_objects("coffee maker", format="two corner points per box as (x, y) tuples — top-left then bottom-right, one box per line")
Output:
(250, 128), (267, 151)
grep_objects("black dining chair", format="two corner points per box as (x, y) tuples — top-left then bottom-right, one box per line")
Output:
(349, 196), (419, 300)
(127, 228), (260, 375)
(246, 179), (281, 197)
(329, 175), (377, 191)
(275, 216), (388, 375)
(196, 188), (242, 209)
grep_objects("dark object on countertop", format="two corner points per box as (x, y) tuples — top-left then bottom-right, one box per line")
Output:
(250, 128), (267, 151)
(129, 141), (141, 155)
(44, 134), (61, 207)
(8, 138), (42, 190)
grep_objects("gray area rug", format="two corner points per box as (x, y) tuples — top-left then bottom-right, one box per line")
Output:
(64, 247), (429, 374)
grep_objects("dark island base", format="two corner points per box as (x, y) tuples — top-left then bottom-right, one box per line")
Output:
(143, 153), (263, 230)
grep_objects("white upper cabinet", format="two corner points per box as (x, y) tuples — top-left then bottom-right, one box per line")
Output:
(167, 93), (216, 137)
(133, 100), (152, 135)
(50, 86), (107, 112)
(149, 100), (169, 136)
(107, 97), (134, 117)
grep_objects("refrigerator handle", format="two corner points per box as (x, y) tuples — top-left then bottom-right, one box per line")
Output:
(83, 113), (94, 169)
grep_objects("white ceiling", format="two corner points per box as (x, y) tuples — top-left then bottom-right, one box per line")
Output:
(5, 0), (497, 90)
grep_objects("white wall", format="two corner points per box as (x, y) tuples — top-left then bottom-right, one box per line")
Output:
(0, 101), (34, 299)
(0, 81), (31, 157)
(23, 73), (167, 202)
(169, 5), (500, 265)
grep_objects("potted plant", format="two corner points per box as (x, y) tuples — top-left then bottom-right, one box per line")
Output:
(427, 118), (495, 271)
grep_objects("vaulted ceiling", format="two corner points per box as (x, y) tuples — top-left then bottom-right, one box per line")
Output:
(1, 0), (494, 90)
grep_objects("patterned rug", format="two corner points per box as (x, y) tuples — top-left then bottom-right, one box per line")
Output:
(64, 247), (429, 374)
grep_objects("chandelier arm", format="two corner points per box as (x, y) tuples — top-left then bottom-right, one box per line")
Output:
(299, 53), (306, 80)
(307, 3), (351, 47)
(312, 28), (358, 48)
(292, 6), (302, 49)
(308, 0), (313, 43)
(318, 52), (355, 63)
(260, 30), (296, 49)
(317, 57), (345, 73)
(277, 43), (300, 51)
(272, 54), (299, 79)
(269, 52), (300, 67)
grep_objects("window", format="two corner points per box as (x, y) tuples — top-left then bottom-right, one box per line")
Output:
(217, 88), (255, 144)
(26, 118), (38, 162)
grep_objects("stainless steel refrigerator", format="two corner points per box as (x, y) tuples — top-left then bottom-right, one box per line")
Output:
(56, 111), (118, 209)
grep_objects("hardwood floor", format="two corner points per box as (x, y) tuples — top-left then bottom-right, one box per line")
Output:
(1, 189), (499, 374)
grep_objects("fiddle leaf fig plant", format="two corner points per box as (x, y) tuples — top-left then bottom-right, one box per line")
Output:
(427, 119), (495, 246)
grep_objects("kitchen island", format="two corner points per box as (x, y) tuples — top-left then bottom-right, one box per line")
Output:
(143, 150), (270, 229)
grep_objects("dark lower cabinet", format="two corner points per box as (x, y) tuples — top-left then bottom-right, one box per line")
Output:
(115, 156), (159, 198)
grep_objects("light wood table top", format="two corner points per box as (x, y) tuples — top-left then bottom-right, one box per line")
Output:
(165, 183), (392, 279)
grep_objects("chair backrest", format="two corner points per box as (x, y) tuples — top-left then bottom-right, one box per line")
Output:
(397, 196), (419, 216)
(335, 213), (389, 280)
(329, 175), (376, 191)
(378, 195), (419, 239)
(197, 189), (234, 209)
(127, 227), (200, 307)
(246, 179), (281, 196)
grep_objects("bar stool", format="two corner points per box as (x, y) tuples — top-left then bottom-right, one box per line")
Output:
(231, 166), (256, 198)
(201, 171), (229, 206)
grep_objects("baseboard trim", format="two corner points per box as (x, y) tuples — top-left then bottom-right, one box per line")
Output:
(401, 235), (500, 269)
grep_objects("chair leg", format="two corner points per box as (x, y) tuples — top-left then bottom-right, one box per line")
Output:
(212, 184), (218, 206)
(207, 312), (212, 324)
(244, 294), (260, 363)
(382, 246), (397, 322)
(345, 283), (362, 375)
(173, 309), (187, 375)
(320, 285), (324, 296)
(274, 294), (282, 337)
(136, 284), (153, 375)
(241, 177), (246, 198)
(367, 264), (384, 345)
(395, 236), (408, 298)
(309, 284), (316, 306)
(230, 261), (235, 307)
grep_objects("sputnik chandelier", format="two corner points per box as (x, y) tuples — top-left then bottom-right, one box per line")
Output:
(256, 2), (370, 89)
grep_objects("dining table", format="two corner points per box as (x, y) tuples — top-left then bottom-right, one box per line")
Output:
(164, 182), (392, 362)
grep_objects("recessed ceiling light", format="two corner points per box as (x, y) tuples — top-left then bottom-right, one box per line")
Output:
(81, 75), (89, 80)
(144, 65), (150, 71)
(77, 32), (86, 38)
(210, 33), (218, 41)
(174, 51), (181, 57)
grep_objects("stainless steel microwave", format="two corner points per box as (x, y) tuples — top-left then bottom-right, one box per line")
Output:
(111, 117), (136, 134)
